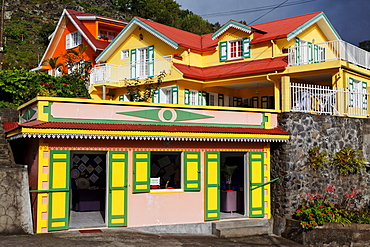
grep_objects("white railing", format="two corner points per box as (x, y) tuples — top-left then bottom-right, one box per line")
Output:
(291, 83), (369, 117)
(288, 40), (370, 69)
(89, 55), (172, 86)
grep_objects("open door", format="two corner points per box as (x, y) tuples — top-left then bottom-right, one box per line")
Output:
(108, 151), (128, 227)
(48, 150), (70, 231)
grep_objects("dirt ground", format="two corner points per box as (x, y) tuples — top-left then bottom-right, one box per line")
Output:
(0, 229), (303, 247)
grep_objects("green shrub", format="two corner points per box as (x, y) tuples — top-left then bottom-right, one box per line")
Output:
(332, 147), (366, 174)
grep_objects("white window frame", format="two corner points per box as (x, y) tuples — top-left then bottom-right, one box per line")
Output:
(66, 31), (82, 50)
(349, 77), (368, 109)
(150, 151), (183, 191)
(121, 49), (129, 60)
(228, 39), (243, 60)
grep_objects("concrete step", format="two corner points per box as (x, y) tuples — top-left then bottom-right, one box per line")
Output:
(212, 219), (272, 238)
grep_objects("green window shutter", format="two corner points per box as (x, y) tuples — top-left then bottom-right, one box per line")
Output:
(152, 89), (159, 103)
(119, 95), (125, 101)
(349, 77), (354, 107)
(48, 150), (70, 231)
(133, 151), (150, 193)
(184, 89), (190, 105)
(363, 81), (368, 110)
(218, 94), (224, 106)
(148, 45), (154, 77)
(184, 151), (201, 191)
(172, 86), (178, 104)
(205, 151), (220, 221)
(130, 49), (137, 79)
(308, 42), (313, 64)
(219, 41), (228, 61)
(242, 37), (251, 58)
(249, 152), (265, 218)
(295, 38), (300, 64)
(314, 44), (318, 63)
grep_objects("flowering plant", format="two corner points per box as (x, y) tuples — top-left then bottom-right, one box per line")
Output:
(295, 185), (369, 230)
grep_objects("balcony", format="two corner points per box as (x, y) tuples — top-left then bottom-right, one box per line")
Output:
(288, 40), (370, 70)
(89, 55), (172, 86)
(291, 83), (369, 117)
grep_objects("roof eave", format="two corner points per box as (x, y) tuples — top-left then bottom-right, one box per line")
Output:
(212, 20), (252, 40)
(287, 12), (341, 41)
(96, 17), (178, 62)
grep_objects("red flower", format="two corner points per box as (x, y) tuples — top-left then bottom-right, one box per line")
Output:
(319, 206), (324, 208)
(44, 82), (48, 86)
(313, 222), (317, 225)
(63, 83), (68, 86)
(307, 224), (311, 227)
(49, 85), (53, 88)
(297, 210), (301, 212)
(309, 213), (313, 215)
(309, 218), (314, 221)
(39, 82), (43, 85)
(327, 212), (331, 214)
(322, 213), (326, 216)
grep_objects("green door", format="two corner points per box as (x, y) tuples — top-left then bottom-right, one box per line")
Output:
(108, 151), (128, 227)
(48, 150), (70, 231)
(249, 152), (265, 217)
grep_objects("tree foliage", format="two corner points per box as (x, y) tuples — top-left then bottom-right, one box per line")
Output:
(359, 40), (370, 52)
(111, 0), (215, 34)
(0, 69), (90, 108)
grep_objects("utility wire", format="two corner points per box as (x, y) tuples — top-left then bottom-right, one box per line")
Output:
(249, 0), (289, 25)
(201, 0), (316, 18)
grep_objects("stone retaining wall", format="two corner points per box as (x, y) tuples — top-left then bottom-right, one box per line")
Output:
(271, 113), (370, 218)
(0, 166), (33, 234)
(273, 216), (370, 246)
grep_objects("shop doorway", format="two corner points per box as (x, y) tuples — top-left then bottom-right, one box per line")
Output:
(219, 152), (248, 219)
(69, 151), (107, 228)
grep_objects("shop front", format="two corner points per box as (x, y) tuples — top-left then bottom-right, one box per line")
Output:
(5, 97), (289, 233)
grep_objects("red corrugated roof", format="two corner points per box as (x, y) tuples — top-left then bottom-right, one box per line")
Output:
(173, 56), (287, 80)
(3, 122), (19, 132)
(135, 12), (322, 51)
(11, 121), (290, 135)
(136, 17), (217, 52)
(250, 12), (322, 44)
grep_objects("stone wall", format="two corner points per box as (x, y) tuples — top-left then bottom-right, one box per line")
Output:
(0, 109), (33, 234)
(0, 166), (33, 234)
(271, 112), (370, 218)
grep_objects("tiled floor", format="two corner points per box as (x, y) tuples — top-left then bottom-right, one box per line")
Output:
(69, 211), (105, 229)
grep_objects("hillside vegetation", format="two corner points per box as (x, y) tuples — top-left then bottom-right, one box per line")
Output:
(3, 0), (217, 70)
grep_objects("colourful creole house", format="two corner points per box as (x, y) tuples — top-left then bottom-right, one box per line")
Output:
(90, 11), (370, 118)
(5, 97), (289, 233)
(32, 9), (127, 75)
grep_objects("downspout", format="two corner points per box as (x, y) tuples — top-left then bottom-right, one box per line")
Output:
(267, 71), (280, 111)
(187, 48), (191, 66)
(271, 40), (275, 59)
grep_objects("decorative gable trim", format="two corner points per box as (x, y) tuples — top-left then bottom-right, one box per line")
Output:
(96, 17), (178, 62)
(287, 12), (341, 41)
(212, 20), (252, 40)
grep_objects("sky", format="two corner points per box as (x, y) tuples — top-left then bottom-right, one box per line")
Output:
(175, 0), (370, 46)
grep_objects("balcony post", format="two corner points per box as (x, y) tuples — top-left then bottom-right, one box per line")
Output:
(281, 76), (291, 112)
(102, 85), (106, 100)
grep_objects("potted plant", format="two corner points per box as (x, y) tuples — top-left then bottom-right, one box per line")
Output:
(222, 165), (237, 190)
